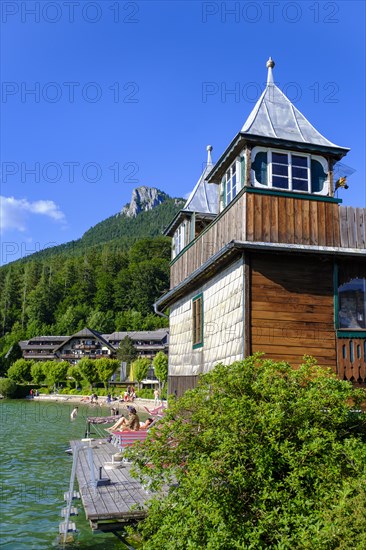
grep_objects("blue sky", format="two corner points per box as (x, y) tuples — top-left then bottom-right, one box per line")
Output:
(1, 0), (365, 265)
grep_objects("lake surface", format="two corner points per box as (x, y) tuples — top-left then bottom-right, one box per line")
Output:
(0, 399), (136, 549)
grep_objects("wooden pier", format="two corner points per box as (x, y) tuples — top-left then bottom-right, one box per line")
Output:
(69, 439), (151, 534)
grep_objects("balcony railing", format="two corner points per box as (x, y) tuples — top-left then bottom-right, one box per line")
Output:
(337, 336), (366, 383)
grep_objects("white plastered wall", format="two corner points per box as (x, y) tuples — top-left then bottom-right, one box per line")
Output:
(169, 257), (245, 376)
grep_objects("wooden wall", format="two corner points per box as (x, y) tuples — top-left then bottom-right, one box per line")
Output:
(339, 206), (366, 249)
(246, 193), (341, 246)
(250, 253), (336, 368)
(170, 189), (366, 289)
(168, 375), (199, 398)
(170, 191), (246, 288)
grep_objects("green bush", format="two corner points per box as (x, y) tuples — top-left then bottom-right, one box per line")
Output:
(0, 378), (17, 398)
(7, 359), (33, 383)
(126, 355), (366, 549)
(69, 388), (85, 395)
(137, 388), (154, 399)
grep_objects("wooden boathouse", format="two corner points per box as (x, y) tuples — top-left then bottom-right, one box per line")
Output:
(156, 58), (366, 397)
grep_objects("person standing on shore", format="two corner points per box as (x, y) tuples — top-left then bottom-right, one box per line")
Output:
(154, 388), (160, 406)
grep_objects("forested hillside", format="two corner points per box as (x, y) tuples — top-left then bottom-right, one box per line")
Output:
(16, 195), (184, 261)
(0, 189), (184, 370)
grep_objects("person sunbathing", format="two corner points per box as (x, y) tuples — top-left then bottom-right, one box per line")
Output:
(106, 406), (140, 432)
(140, 418), (153, 429)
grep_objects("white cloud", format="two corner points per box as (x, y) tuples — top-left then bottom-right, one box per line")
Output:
(0, 196), (66, 233)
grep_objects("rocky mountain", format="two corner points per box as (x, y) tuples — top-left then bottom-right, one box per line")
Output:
(121, 186), (170, 217)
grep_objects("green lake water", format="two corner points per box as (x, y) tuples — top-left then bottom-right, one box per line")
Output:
(0, 399), (136, 549)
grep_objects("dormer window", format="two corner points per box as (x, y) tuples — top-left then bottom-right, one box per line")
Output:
(251, 147), (328, 195)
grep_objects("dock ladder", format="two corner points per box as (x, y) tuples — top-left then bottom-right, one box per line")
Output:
(60, 439), (108, 544)
(60, 442), (83, 544)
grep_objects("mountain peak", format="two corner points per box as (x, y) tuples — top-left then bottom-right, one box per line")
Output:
(120, 186), (170, 218)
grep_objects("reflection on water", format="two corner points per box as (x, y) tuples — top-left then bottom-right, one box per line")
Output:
(0, 399), (128, 549)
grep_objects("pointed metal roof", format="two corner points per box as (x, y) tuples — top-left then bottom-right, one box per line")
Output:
(241, 58), (344, 149)
(183, 145), (219, 215)
(163, 147), (219, 237)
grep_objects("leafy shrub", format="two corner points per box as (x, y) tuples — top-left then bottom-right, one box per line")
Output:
(136, 388), (154, 399)
(0, 378), (17, 398)
(126, 355), (366, 549)
(7, 359), (33, 383)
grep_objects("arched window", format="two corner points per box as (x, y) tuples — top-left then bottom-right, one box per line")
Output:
(338, 278), (366, 329)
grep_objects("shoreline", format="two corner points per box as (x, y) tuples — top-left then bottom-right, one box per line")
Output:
(32, 394), (161, 413)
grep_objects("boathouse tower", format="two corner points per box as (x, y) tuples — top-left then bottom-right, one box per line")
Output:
(156, 59), (366, 397)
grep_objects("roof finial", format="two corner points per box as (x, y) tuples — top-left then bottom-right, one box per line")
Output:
(266, 57), (275, 85)
(206, 145), (213, 166)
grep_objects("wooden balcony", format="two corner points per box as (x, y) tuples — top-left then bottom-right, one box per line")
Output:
(170, 187), (365, 288)
(337, 336), (366, 383)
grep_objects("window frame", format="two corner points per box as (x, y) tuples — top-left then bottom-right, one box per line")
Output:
(173, 222), (186, 258)
(251, 146), (329, 195)
(192, 293), (204, 349)
(221, 158), (241, 209)
(338, 278), (366, 331)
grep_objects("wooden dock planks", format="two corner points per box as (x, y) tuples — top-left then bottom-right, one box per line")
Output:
(70, 440), (149, 527)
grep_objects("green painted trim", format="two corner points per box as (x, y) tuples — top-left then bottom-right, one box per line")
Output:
(337, 331), (366, 339)
(333, 262), (339, 330)
(192, 292), (204, 349)
(245, 186), (342, 203)
(193, 342), (204, 349)
(240, 155), (246, 187)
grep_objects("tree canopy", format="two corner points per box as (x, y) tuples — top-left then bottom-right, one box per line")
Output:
(77, 358), (99, 390)
(44, 360), (69, 388)
(0, 234), (172, 367)
(7, 359), (34, 384)
(96, 358), (120, 389)
(152, 351), (168, 388)
(117, 336), (138, 366)
(126, 355), (366, 550)
(131, 357), (151, 388)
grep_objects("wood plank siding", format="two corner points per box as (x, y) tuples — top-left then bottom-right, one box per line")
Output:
(170, 189), (365, 289)
(250, 253), (336, 369)
(168, 375), (199, 398)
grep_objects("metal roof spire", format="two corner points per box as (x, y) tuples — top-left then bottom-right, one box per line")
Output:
(206, 144), (213, 166)
(266, 57), (275, 85)
(240, 57), (346, 150)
